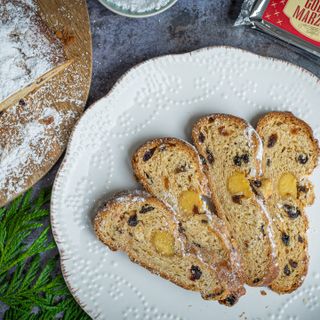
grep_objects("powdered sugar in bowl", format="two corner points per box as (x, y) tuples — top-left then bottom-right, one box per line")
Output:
(97, 0), (178, 17)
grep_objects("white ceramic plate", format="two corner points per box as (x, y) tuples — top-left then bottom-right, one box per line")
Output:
(97, 0), (178, 18)
(51, 47), (320, 320)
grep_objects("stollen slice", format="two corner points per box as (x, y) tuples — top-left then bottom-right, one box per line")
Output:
(192, 114), (278, 287)
(94, 191), (235, 302)
(256, 111), (319, 293)
(132, 138), (245, 305)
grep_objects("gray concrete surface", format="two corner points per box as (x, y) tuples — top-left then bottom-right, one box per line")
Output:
(1, 0), (319, 316)
(87, 0), (319, 106)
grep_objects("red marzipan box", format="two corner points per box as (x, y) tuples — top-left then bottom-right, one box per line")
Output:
(236, 0), (320, 59)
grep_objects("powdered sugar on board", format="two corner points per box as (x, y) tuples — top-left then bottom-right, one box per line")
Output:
(0, 0), (65, 102)
(0, 0), (92, 206)
(0, 101), (79, 202)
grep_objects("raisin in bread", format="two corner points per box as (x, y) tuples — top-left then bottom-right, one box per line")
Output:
(132, 138), (245, 305)
(256, 112), (319, 293)
(192, 114), (278, 287)
(94, 191), (234, 302)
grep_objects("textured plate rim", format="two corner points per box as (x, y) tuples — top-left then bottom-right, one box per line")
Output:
(97, 0), (178, 18)
(50, 45), (320, 318)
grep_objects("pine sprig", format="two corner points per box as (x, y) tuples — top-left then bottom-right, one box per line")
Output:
(0, 189), (90, 319)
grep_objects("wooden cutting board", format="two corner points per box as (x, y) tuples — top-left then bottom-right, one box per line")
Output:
(0, 0), (92, 207)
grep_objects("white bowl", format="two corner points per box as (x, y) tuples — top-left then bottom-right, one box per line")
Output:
(97, 0), (178, 18)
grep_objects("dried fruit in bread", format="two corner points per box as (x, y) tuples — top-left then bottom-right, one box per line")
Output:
(256, 112), (319, 293)
(132, 138), (245, 304)
(94, 192), (237, 302)
(192, 114), (278, 287)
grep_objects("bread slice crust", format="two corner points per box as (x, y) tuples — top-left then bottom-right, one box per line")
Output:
(256, 111), (319, 293)
(132, 137), (245, 304)
(192, 114), (279, 287)
(94, 191), (237, 301)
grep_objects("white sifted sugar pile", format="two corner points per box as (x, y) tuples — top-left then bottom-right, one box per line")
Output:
(109, 0), (173, 13)
(0, 0), (64, 103)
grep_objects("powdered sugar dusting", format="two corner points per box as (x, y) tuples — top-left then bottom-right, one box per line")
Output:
(0, 0), (91, 206)
(256, 197), (279, 269)
(0, 59), (85, 205)
(0, 0), (64, 102)
(245, 124), (264, 177)
(113, 190), (151, 204)
(0, 104), (78, 199)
